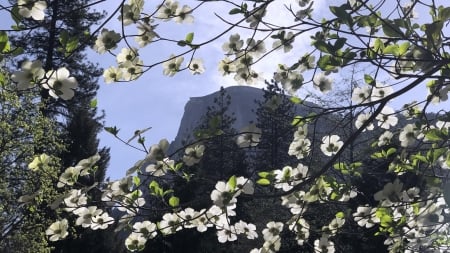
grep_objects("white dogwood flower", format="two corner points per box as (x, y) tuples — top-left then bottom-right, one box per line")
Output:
(46, 219), (69, 241)
(313, 72), (333, 93)
(162, 55), (184, 76)
(11, 60), (45, 90)
(93, 29), (121, 53)
(43, 67), (78, 100)
(18, 0), (47, 20)
(320, 135), (343, 156)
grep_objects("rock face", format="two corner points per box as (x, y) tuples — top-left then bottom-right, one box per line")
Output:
(168, 86), (261, 153)
(168, 85), (325, 154)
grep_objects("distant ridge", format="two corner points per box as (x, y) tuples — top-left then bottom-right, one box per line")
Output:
(168, 85), (323, 154)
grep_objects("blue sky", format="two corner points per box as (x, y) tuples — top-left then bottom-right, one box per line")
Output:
(94, 0), (329, 180)
(93, 0), (450, 180)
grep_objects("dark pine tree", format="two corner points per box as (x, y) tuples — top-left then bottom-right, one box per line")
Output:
(143, 87), (250, 253)
(9, 0), (111, 252)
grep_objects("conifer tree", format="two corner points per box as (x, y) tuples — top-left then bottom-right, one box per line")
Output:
(8, 0), (111, 251)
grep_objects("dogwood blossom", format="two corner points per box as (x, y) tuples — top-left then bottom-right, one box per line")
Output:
(45, 219), (69, 241)
(246, 39), (266, 57)
(217, 224), (238, 243)
(156, 0), (178, 20)
(125, 232), (147, 252)
(218, 57), (237, 75)
(210, 181), (237, 207)
(370, 85), (394, 101)
(351, 85), (371, 104)
(262, 221), (283, 241)
(314, 235), (335, 253)
(188, 59), (205, 75)
(146, 139), (170, 161)
(132, 221), (157, 238)
(73, 206), (102, 228)
(399, 123), (418, 147)
(374, 178), (403, 204)
(235, 220), (258, 239)
(162, 55), (184, 76)
(17, 0), (47, 20)
(320, 135), (343, 156)
(236, 124), (261, 148)
(245, 8), (266, 27)
(145, 158), (174, 176)
(174, 4), (194, 23)
(11, 60), (45, 90)
(63, 189), (87, 212)
(91, 212), (114, 230)
(289, 217), (310, 245)
(273, 31), (295, 53)
(353, 205), (379, 228)
(159, 213), (182, 234)
(28, 153), (50, 171)
(376, 106), (398, 129)
(93, 29), (121, 53)
(288, 137), (311, 159)
(118, 3), (141, 26)
(57, 166), (82, 188)
(116, 47), (139, 65)
(121, 58), (143, 81)
(183, 145), (205, 166)
(222, 34), (244, 54)
(43, 67), (78, 100)
(378, 131), (393, 146)
(355, 113), (374, 131)
(313, 72), (333, 93)
(103, 66), (123, 83)
(135, 22), (158, 47)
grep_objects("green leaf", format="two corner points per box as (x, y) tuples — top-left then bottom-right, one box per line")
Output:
(386, 148), (397, 156)
(149, 181), (160, 195)
(383, 44), (399, 56)
(317, 55), (341, 71)
(336, 211), (345, 219)
(257, 178), (270, 186)
(446, 153), (450, 168)
(258, 171), (270, 178)
(333, 163), (347, 170)
(0, 31), (10, 53)
(364, 74), (375, 85)
(333, 38), (347, 51)
(373, 38), (385, 53)
(59, 30), (69, 45)
(313, 40), (330, 53)
(329, 5), (352, 26)
(290, 96), (302, 104)
(291, 116), (303, 126)
(133, 175), (141, 186)
(424, 21), (443, 47)
(425, 129), (444, 141)
(438, 6), (450, 21)
(185, 32), (194, 44)
(11, 6), (22, 25)
(65, 36), (79, 56)
(0, 72), (5, 86)
(382, 21), (403, 37)
(90, 99), (98, 108)
(398, 42), (410, 56)
(227, 175), (236, 190)
(104, 126), (119, 136)
(169, 196), (179, 207)
(11, 46), (24, 56)
(229, 8), (241, 15)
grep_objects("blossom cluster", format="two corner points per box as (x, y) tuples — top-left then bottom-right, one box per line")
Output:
(11, 60), (78, 100)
